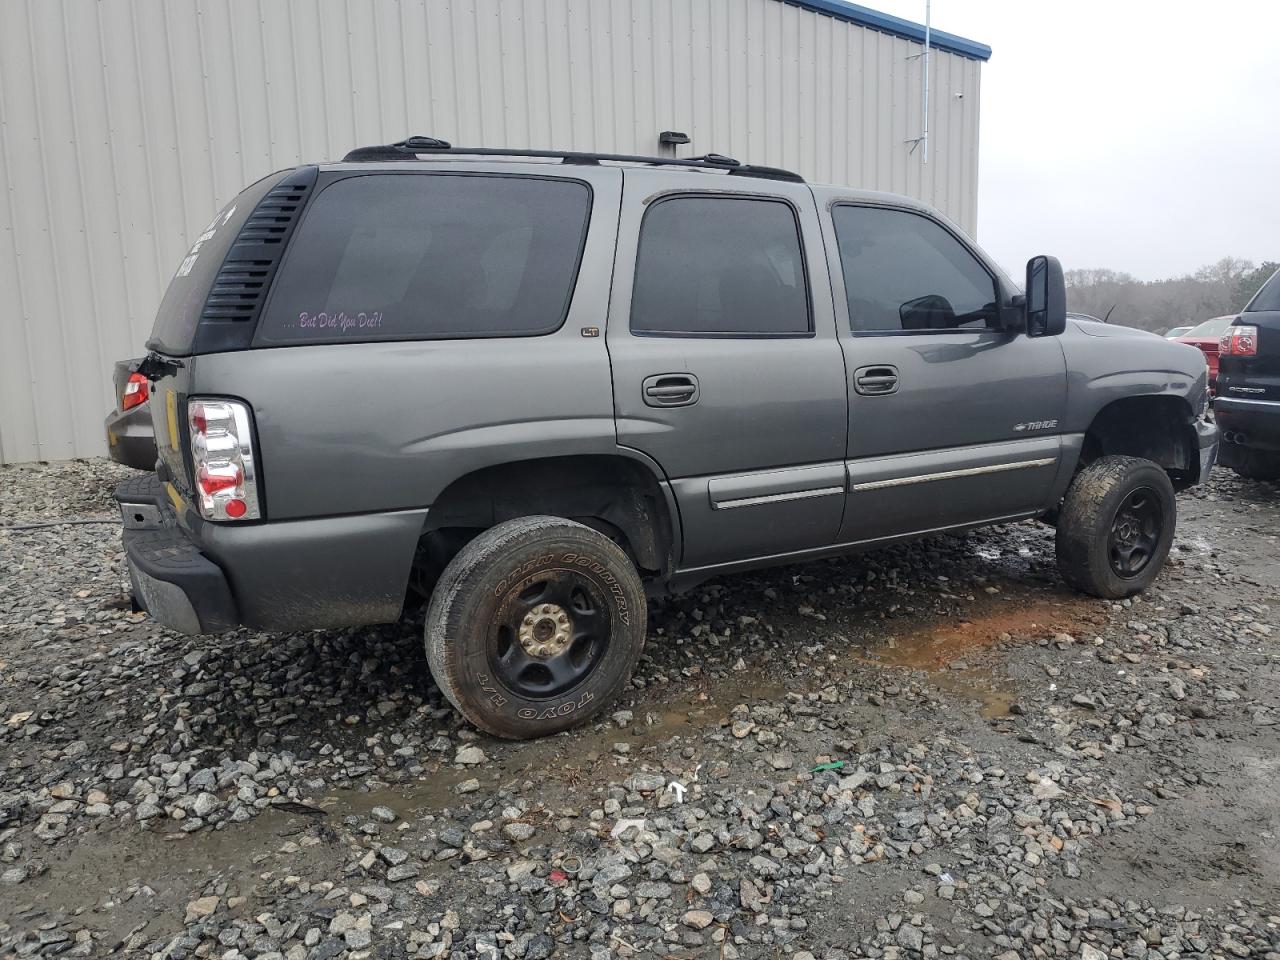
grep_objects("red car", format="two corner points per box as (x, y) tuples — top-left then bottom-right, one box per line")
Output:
(1175, 315), (1236, 394)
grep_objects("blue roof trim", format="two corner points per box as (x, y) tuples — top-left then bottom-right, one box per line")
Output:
(783, 0), (992, 61)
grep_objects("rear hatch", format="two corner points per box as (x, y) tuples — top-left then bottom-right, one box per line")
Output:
(146, 357), (197, 503)
(143, 166), (317, 498)
(1218, 269), (1280, 402)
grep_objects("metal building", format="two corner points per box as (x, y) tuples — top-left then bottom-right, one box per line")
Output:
(0, 0), (990, 464)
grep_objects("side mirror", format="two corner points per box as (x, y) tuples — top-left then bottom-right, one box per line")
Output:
(1025, 255), (1067, 337)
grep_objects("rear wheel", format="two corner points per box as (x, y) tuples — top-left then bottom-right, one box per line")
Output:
(1056, 456), (1176, 599)
(424, 516), (646, 739)
(1224, 446), (1280, 482)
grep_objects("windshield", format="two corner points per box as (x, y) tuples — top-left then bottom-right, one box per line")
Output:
(1245, 269), (1280, 313)
(1183, 315), (1235, 338)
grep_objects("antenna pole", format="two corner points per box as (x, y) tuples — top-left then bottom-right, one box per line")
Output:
(922, 0), (930, 165)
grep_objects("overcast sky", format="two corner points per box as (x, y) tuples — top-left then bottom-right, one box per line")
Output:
(872, 0), (1280, 281)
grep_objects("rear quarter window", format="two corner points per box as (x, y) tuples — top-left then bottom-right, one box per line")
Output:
(148, 169), (292, 355)
(1245, 270), (1280, 313)
(255, 173), (592, 344)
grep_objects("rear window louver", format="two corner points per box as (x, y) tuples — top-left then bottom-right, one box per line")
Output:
(201, 260), (272, 320)
(192, 166), (319, 353)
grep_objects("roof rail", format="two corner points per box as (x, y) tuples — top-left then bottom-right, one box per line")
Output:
(341, 137), (805, 183)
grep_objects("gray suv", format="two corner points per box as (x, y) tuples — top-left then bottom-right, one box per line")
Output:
(117, 139), (1218, 739)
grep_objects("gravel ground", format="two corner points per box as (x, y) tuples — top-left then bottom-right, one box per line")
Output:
(1, 459), (1277, 960)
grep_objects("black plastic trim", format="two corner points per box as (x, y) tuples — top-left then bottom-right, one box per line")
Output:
(340, 139), (805, 183)
(191, 165), (320, 353)
(115, 476), (240, 634)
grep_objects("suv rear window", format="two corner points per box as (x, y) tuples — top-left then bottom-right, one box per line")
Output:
(1245, 269), (1280, 313)
(255, 173), (591, 344)
(148, 170), (292, 355)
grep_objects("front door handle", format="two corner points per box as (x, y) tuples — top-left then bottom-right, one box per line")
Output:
(642, 373), (700, 407)
(853, 364), (899, 396)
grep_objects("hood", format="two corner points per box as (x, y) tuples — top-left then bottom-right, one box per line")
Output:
(1062, 317), (1211, 386)
(1068, 318), (1164, 340)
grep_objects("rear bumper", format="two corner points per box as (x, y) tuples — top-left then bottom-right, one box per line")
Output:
(116, 475), (426, 635)
(117, 475), (239, 634)
(1215, 396), (1280, 454)
(104, 403), (158, 471)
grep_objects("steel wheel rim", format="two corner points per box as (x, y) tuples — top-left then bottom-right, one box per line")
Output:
(490, 570), (611, 699)
(1108, 486), (1163, 579)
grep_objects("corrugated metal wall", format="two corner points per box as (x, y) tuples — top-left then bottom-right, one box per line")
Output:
(0, 0), (982, 464)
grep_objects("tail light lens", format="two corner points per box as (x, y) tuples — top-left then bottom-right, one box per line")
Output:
(121, 372), (150, 411)
(187, 399), (261, 521)
(1219, 325), (1259, 357)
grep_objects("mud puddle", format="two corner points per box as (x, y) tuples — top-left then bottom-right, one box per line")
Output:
(857, 594), (1095, 718)
(925, 671), (1019, 719)
(333, 595), (1089, 821)
(322, 674), (787, 819)
(873, 596), (1091, 669)
(319, 768), (476, 821)
(5, 806), (339, 945)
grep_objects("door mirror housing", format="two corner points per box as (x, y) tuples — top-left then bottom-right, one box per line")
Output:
(1025, 255), (1067, 337)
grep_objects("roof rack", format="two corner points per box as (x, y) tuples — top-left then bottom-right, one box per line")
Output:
(342, 137), (805, 183)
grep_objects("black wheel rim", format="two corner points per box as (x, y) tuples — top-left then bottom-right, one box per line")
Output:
(489, 571), (611, 699)
(1108, 486), (1163, 579)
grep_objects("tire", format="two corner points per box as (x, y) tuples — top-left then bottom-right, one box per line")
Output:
(1055, 456), (1177, 600)
(424, 516), (647, 739)
(1227, 447), (1280, 482)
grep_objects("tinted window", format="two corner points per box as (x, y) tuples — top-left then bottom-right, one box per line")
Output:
(832, 206), (999, 333)
(256, 174), (590, 344)
(631, 196), (810, 336)
(1246, 269), (1280, 313)
(149, 169), (291, 355)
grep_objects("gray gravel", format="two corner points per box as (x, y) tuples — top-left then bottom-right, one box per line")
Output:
(1, 459), (1277, 958)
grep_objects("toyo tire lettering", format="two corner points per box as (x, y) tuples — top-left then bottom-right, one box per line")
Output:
(516, 691), (595, 721)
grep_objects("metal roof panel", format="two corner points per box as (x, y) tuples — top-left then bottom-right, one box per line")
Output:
(782, 0), (992, 61)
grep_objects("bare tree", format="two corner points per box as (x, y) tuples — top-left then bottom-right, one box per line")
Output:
(1065, 257), (1277, 333)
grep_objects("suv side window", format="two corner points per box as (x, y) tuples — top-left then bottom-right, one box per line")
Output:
(832, 205), (999, 334)
(631, 195), (810, 337)
(256, 173), (591, 344)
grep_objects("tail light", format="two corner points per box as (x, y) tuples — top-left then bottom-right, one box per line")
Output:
(187, 399), (261, 521)
(1219, 325), (1259, 357)
(121, 372), (150, 411)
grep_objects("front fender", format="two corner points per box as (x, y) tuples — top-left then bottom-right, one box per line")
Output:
(1060, 329), (1206, 433)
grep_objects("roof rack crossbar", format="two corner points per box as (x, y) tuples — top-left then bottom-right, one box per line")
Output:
(341, 138), (805, 183)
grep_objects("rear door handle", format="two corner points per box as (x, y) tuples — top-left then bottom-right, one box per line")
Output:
(642, 373), (700, 407)
(853, 364), (900, 396)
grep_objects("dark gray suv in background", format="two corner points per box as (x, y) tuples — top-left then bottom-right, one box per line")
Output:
(1216, 267), (1280, 480)
(117, 138), (1217, 739)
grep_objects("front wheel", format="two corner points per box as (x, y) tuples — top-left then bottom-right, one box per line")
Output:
(424, 516), (647, 739)
(1055, 456), (1176, 600)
